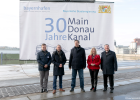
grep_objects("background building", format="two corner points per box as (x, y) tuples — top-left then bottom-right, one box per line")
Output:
(114, 38), (140, 54)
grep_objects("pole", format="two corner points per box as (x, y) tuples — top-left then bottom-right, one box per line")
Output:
(1, 52), (3, 65)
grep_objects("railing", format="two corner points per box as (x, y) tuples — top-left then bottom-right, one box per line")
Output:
(0, 53), (140, 65)
(0, 53), (36, 65)
(116, 54), (140, 61)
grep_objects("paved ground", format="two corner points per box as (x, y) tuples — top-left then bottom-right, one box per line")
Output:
(0, 60), (140, 80)
(47, 82), (140, 100)
(117, 60), (140, 67)
(0, 68), (140, 99)
(1, 78), (140, 100)
(1, 68), (140, 87)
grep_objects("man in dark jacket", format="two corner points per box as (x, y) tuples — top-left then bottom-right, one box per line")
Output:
(101, 44), (118, 93)
(37, 43), (51, 93)
(52, 45), (67, 94)
(69, 40), (86, 92)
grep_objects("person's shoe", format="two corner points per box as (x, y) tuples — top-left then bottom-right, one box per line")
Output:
(70, 88), (74, 92)
(110, 89), (113, 93)
(90, 87), (94, 91)
(44, 89), (48, 93)
(81, 88), (85, 92)
(93, 87), (96, 92)
(103, 88), (107, 92)
(41, 89), (44, 93)
(52, 90), (56, 94)
(59, 88), (65, 92)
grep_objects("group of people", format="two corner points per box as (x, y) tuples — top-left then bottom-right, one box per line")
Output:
(37, 40), (118, 94)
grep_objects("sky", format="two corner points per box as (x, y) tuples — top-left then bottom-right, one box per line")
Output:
(0, 0), (140, 48)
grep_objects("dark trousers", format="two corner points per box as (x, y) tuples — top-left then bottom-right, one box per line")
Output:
(89, 69), (99, 88)
(103, 74), (114, 90)
(71, 69), (84, 89)
(53, 75), (63, 90)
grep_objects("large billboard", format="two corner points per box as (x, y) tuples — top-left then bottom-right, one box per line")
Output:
(20, 2), (114, 60)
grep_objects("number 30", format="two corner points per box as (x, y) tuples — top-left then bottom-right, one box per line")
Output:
(45, 18), (66, 33)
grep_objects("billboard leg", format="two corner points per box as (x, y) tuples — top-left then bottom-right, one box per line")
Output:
(1, 52), (3, 65)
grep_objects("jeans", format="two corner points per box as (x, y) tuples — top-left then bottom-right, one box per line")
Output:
(71, 69), (84, 89)
(53, 75), (63, 90)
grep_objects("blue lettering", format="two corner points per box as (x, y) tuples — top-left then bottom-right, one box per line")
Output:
(45, 18), (54, 33)
(57, 18), (66, 33)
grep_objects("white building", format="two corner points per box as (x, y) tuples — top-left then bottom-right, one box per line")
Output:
(115, 45), (129, 54)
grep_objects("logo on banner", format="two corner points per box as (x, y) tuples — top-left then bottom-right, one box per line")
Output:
(23, 6), (50, 11)
(98, 5), (111, 13)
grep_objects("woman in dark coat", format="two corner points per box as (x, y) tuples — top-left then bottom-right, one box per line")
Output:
(52, 45), (66, 94)
(87, 47), (101, 92)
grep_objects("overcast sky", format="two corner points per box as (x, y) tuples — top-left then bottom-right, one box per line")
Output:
(0, 0), (140, 48)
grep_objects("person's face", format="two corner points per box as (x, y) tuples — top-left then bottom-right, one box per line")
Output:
(74, 41), (79, 47)
(104, 45), (109, 52)
(92, 48), (96, 54)
(56, 45), (61, 51)
(41, 45), (46, 51)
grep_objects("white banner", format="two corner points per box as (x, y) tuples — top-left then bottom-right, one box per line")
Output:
(20, 2), (114, 60)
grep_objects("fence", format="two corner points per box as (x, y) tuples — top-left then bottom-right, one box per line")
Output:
(0, 53), (36, 65)
(117, 54), (140, 61)
(0, 53), (140, 65)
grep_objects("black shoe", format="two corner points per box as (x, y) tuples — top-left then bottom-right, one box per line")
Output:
(93, 87), (96, 92)
(70, 88), (74, 92)
(90, 87), (93, 91)
(41, 89), (44, 93)
(103, 88), (107, 92)
(110, 89), (113, 93)
(81, 88), (85, 92)
(44, 89), (48, 93)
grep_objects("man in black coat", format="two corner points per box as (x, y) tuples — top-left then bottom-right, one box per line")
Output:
(37, 43), (51, 93)
(101, 44), (118, 93)
(69, 40), (86, 92)
(52, 45), (67, 94)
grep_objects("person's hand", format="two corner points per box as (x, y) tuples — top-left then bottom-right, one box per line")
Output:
(69, 68), (71, 70)
(44, 64), (48, 68)
(83, 68), (85, 69)
(91, 63), (95, 66)
(59, 64), (62, 68)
